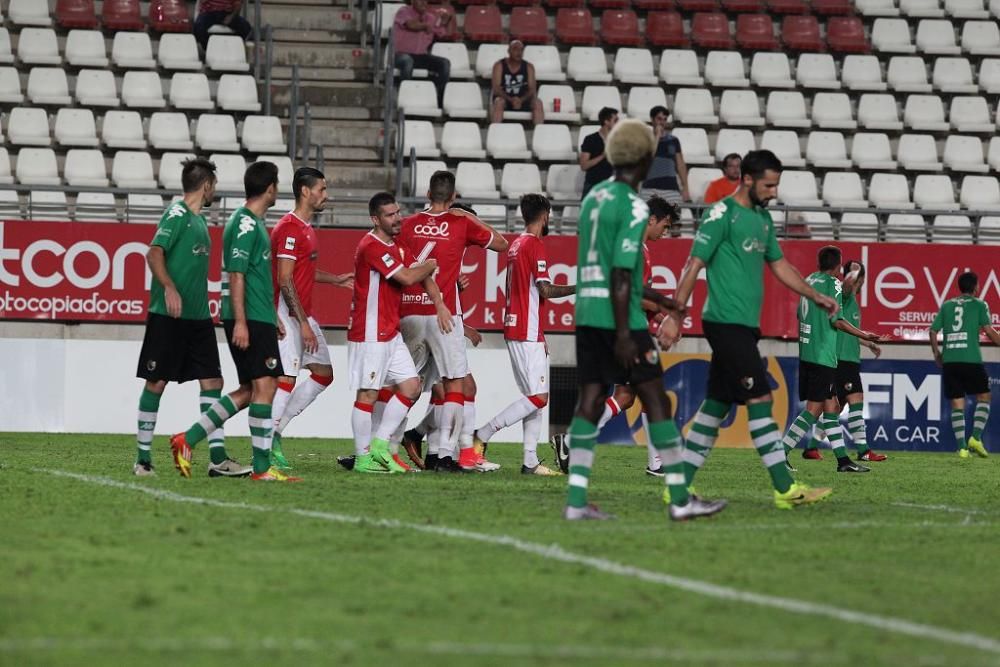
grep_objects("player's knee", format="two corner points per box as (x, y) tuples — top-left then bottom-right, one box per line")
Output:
(146, 379), (168, 394)
(398, 377), (422, 400)
(199, 377), (223, 392)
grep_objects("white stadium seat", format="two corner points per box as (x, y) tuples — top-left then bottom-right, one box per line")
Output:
(149, 112), (194, 151)
(442, 81), (484, 119)
(206, 36), (249, 72)
(933, 58), (977, 93)
(752, 53), (794, 88)
(672, 127), (712, 165)
(931, 215), (973, 243)
(888, 56), (932, 92)
(159, 152), (196, 190)
(842, 55), (887, 91)
(17, 28), (61, 65)
(54, 108), (99, 147)
(796, 53), (840, 89)
(871, 19), (916, 53)
(869, 173), (914, 208)
(898, 134), (943, 170)
(659, 50), (703, 86)
(159, 34), (203, 71)
(765, 91), (810, 128)
(673, 88), (718, 125)
(614, 48), (657, 85)
(402, 120), (440, 158)
(210, 154), (247, 192)
(546, 164), (584, 200)
(947, 0), (990, 17)
(959, 175), (1000, 209)
(16, 147), (60, 184)
(813, 92), (858, 129)
(486, 123), (532, 160)
(65, 30), (108, 67)
(581, 86), (622, 121)
(978, 59), (1000, 92)
(806, 132), (851, 169)
(903, 94), (949, 131)
(916, 19), (962, 54)
(0, 29), (13, 64)
(112, 151), (157, 189)
(950, 96), (994, 132)
(217, 75), (261, 112)
(9, 0), (52, 26)
(626, 86), (666, 120)
(760, 130), (806, 167)
(567, 47), (612, 83)
(777, 170), (822, 206)
(537, 85), (583, 123)
(431, 43), (474, 79)
(411, 160), (446, 196)
(943, 135), (988, 172)
(688, 168), (721, 201)
(75, 69), (119, 107)
(74, 192), (119, 222)
(112, 32), (156, 69)
(532, 124), (576, 161)
(851, 132), (897, 170)
(704, 51), (750, 88)
(0, 67), (23, 103)
(400, 80), (443, 118)
(714, 129), (756, 161)
(500, 163), (542, 198)
(839, 212), (880, 240)
(102, 110), (146, 149)
(474, 44), (508, 79)
(857, 0), (900, 15)
(195, 114), (241, 152)
(914, 174), (959, 209)
(455, 161), (499, 198)
(857, 93), (903, 130)
(8, 107), (50, 146)
(0, 149), (11, 185)
(30, 190), (69, 218)
(989, 137), (1000, 170)
(254, 155), (294, 193)
(64, 149), (109, 187)
(720, 90), (764, 127)
(822, 172), (868, 208)
(169, 73), (215, 110)
(122, 71), (166, 108)
(523, 45), (565, 82)
(27, 67), (71, 105)
(962, 21), (1000, 55)
(441, 121), (487, 159)
(900, 0), (945, 17)
(884, 213), (927, 241)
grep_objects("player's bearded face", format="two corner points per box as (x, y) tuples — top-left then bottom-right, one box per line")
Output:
(311, 182), (329, 211)
(749, 171), (780, 207)
(376, 204), (402, 236)
(203, 179), (217, 207)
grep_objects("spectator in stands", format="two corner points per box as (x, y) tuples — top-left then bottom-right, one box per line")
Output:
(393, 0), (451, 105)
(640, 106), (689, 205)
(579, 107), (619, 197)
(490, 40), (543, 126)
(194, 0), (252, 51)
(703, 153), (742, 204)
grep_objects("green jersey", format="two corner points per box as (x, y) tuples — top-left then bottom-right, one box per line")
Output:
(798, 271), (844, 368)
(575, 180), (649, 330)
(148, 200), (211, 320)
(837, 289), (862, 363)
(221, 207), (276, 325)
(691, 197), (783, 329)
(931, 295), (991, 363)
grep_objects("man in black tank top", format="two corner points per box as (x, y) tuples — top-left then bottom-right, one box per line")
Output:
(490, 40), (544, 125)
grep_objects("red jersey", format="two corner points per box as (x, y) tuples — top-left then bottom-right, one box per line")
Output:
(271, 212), (319, 317)
(348, 232), (409, 343)
(504, 234), (550, 342)
(398, 210), (492, 317)
(642, 243), (652, 287)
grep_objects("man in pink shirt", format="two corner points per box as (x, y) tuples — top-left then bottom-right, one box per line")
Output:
(194, 0), (252, 50)
(393, 0), (451, 104)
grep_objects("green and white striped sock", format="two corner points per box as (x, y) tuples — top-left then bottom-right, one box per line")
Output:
(200, 389), (228, 465)
(566, 416), (598, 509)
(185, 395), (240, 448)
(823, 412), (848, 460)
(972, 402), (990, 439)
(951, 408), (967, 450)
(135, 388), (161, 465)
(650, 419), (688, 506)
(749, 401), (794, 494)
(683, 399), (729, 485)
(782, 409), (818, 453)
(248, 403), (273, 474)
(807, 423), (825, 450)
(847, 402), (869, 454)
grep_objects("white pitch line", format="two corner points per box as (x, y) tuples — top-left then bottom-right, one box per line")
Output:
(891, 502), (990, 515)
(32, 468), (1000, 657)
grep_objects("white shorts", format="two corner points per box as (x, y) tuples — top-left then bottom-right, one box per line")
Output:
(347, 334), (418, 391)
(277, 298), (332, 376)
(400, 314), (468, 380)
(506, 340), (549, 396)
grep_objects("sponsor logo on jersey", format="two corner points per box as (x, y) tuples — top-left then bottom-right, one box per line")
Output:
(167, 203), (185, 219)
(231, 248), (249, 260)
(382, 253), (396, 268)
(191, 243), (209, 256)
(621, 238), (639, 253)
(537, 260), (547, 273)
(741, 237), (766, 253)
(413, 221), (450, 237)
(505, 313), (517, 327)
(284, 236), (296, 250)
(237, 215), (256, 238)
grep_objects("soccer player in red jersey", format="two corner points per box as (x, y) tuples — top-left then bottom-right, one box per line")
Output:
(398, 171), (508, 472)
(269, 168), (353, 469)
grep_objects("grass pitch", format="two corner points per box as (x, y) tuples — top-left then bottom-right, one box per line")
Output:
(2, 433), (1000, 667)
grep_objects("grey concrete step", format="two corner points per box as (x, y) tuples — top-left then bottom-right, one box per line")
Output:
(261, 4), (359, 32)
(325, 161), (395, 193)
(271, 42), (371, 70)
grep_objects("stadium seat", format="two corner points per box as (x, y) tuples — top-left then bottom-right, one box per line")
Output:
(567, 47), (612, 82)
(888, 57), (932, 92)
(959, 175), (1000, 209)
(943, 135), (988, 172)
(150, 0), (194, 33)
(103, 0), (144, 30)
(522, 45), (565, 81)
(901, 0), (946, 15)
(54, 108), (98, 147)
(377, 2), (404, 39)
(0, 68), (23, 103)
(16, 148), (60, 184)
(827, 17), (870, 54)
(714, 128), (756, 160)
(914, 174), (959, 209)
(169, 73), (214, 110)
(546, 164), (584, 200)
(455, 161), (499, 198)
(687, 168), (722, 201)
(65, 30), (108, 67)
(556, 8), (596, 45)
(149, 112), (194, 151)
(768, 0), (809, 13)
(692, 13), (735, 49)
(751, 53), (794, 88)
(431, 43), (474, 79)
(813, 0), (854, 13)
(123, 193), (164, 223)
(871, 19), (916, 53)
(842, 55), (887, 91)
(796, 53), (839, 89)
(765, 91), (810, 127)
(474, 43), (509, 78)
(904, 94), (949, 131)
(399, 80), (443, 117)
(0, 150), (13, 185)
(626, 86), (667, 118)
(486, 123), (532, 159)
(672, 127), (713, 164)
(646, 12), (689, 48)
(806, 131), (851, 168)
(673, 88), (719, 125)
(813, 92), (859, 129)
(158, 152), (194, 190)
(602, 10), (643, 47)
(8, 107), (51, 146)
(577, 124), (601, 150)
(102, 110), (146, 149)
(776, 170), (821, 206)
(112, 151), (157, 189)
(18, 28), (61, 65)
(581, 86), (622, 121)
(206, 36), (249, 72)
(501, 163), (542, 197)
(410, 160), (446, 196)
(0, 29), (13, 64)
(537, 85), (583, 122)
(659, 49), (702, 85)
(122, 71), (166, 108)
(883, 213), (927, 241)
(916, 20), (962, 54)
(782, 16), (824, 51)
(159, 34), (202, 71)
(679, 0), (721, 10)
(989, 136), (1000, 170)
(402, 120), (440, 158)
(838, 212), (880, 240)
(76, 70), (119, 107)
(933, 58), (977, 94)
(719, 90), (764, 126)
(241, 116), (285, 154)
(950, 96), (994, 132)
(735, 14), (779, 50)
(851, 132), (897, 169)
(532, 124), (576, 160)
(614, 48), (657, 85)
(857, 93), (903, 130)
(217, 75), (261, 112)
(195, 114), (240, 153)
(64, 149), (109, 187)
(868, 173), (914, 208)
(10, 0), (53, 25)
(29, 190), (69, 218)
(73, 192), (119, 222)
(705, 51), (750, 87)
(946, 0), (990, 17)
(465, 6), (505, 42)
(760, 130), (806, 167)
(931, 215), (974, 243)
(856, 0), (900, 15)
(112, 32), (156, 69)
(961, 21), (1000, 55)
(897, 133), (942, 170)
(510, 7), (549, 44)
(442, 81), (485, 118)
(822, 172), (868, 208)
(254, 155), (294, 193)
(210, 153), (247, 192)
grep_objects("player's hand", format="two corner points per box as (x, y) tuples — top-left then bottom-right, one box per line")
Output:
(659, 297), (686, 315)
(335, 273), (354, 290)
(457, 274), (471, 291)
(657, 314), (682, 349)
(436, 305), (454, 334)
(276, 319), (286, 341)
(614, 332), (638, 370)
(814, 292), (839, 316)
(232, 321), (250, 350)
(868, 343), (882, 358)
(465, 325), (482, 347)
(301, 321), (318, 353)
(512, 97), (523, 110)
(425, 259), (438, 274)
(165, 286), (182, 318)
(868, 332), (891, 343)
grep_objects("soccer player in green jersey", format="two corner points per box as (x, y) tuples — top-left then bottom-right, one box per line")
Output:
(133, 157), (250, 478)
(662, 150), (836, 509)
(564, 119), (727, 522)
(929, 271), (1000, 458)
(780, 247), (888, 473)
(171, 161), (299, 482)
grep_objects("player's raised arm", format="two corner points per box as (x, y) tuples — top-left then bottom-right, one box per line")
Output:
(391, 258), (438, 286)
(834, 317), (889, 343)
(316, 269), (354, 290)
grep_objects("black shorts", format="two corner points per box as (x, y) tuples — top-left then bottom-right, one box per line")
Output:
(136, 313), (222, 383)
(576, 326), (662, 387)
(223, 319), (284, 385)
(798, 360), (837, 403)
(942, 362), (990, 399)
(493, 94), (535, 110)
(836, 360), (863, 404)
(703, 321), (771, 404)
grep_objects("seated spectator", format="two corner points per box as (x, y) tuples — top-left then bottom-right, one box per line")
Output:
(194, 0), (252, 51)
(640, 106), (689, 205)
(393, 0), (451, 104)
(579, 107), (619, 197)
(491, 40), (544, 126)
(703, 153), (742, 204)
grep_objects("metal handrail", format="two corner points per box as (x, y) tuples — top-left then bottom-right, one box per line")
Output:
(263, 24), (273, 116)
(381, 28), (396, 164)
(373, 0), (383, 86)
(301, 102), (312, 162)
(252, 0), (262, 80)
(395, 108), (406, 198)
(361, 0), (371, 50)
(288, 64), (300, 161)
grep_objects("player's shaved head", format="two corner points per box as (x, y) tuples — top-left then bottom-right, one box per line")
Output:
(428, 170), (456, 204)
(181, 157), (217, 194)
(958, 271), (978, 295)
(605, 119), (656, 169)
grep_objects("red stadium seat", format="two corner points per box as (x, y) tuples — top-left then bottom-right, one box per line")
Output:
(782, 15), (825, 51)
(149, 0), (192, 33)
(722, 0), (765, 11)
(592, 0), (631, 9)
(811, 0), (853, 14)
(692, 12), (735, 49)
(430, 4), (460, 41)
(736, 14), (779, 50)
(677, 0), (720, 11)
(463, 5), (505, 42)
(102, 0), (145, 31)
(556, 8), (597, 45)
(634, 0), (674, 9)
(545, 0), (584, 8)
(767, 0), (809, 13)
(827, 16), (870, 53)
(55, 0), (99, 29)
(453, 0), (491, 7)
(500, 0), (537, 7)
(646, 11), (689, 46)
(601, 10), (643, 46)
(510, 7), (550, 43)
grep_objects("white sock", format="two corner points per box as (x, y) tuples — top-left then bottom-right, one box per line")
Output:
(643, 415), (660, 469)
(416, 401), (437, 436)
(460, 399), (475, 450)
(375, 393), (414, 441)
(276, 374), (330, 435)
(271, 382), (294, 431)
(596, 397), (621, 430)
(352, 402), (373, 455)
(200, 394), (226, 455)
(522, 408), (544, 468)
(479, 395), (539, 443)
(439, 394), (464, 459)
(427, 403), (443, 455)
(372, 389), (392, 436)
(389, 419), (407, 455)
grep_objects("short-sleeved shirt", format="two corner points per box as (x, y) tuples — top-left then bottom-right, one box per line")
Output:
(798, 271), (844, 368)
(221, 206), (276, 325)
(703, 177), (740, 205)
(392, 6), (444, 56)
(576, 180), (649, 330)
(691, 196), (783, 329)
(581, 132), (612, 195)
(642, 133), (682, 192)
(837, 289), (862, 363)
(348, 232), (409, 342)
(931, 295), (991, 363)
(398, 210), (492, 317)
(148, 200), (211, 320)
(504, 233), (550, 342)
(270, 212), (319, 317)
